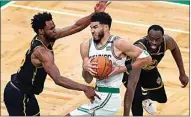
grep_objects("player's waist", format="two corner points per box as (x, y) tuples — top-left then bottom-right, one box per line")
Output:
(10, 73), (43, 95)
(95, 85), (120, 93)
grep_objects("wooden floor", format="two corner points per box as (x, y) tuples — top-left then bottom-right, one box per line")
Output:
(1, 1), (189, 115)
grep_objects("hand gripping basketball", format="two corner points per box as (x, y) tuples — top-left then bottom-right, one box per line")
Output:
(91, 56), (112, 79)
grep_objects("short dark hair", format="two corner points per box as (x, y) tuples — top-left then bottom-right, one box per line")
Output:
(31, 12), (52, 34)
(148, 25), (164, 35)
(91, 12), (112, 29)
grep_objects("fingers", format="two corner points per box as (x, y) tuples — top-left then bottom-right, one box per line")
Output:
(90, 97), (95, 104)
(99, 1), (107, 4)
(94, 88), (98, 92)
(181, 82), (187, 88)
(108, 67), (117, 77)
(108, 65), (119, 77)
(181, 80), (188, 88)
(106, 1), (112, 7)
(88, 69), (97, 76)
(108, 71), (114, 77)
(181, 85), (186, 88)
(89, 72), (95, 76)
(84, 58), (98, 76)
(88, 57), (94, 63)
(90, 62), (98, 66)
(95, 93), (101, 100)
(96, 1), (111, 8)
(181, 83), (187, 88)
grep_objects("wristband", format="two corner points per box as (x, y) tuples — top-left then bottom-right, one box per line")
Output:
(137, 50), (150, 59)
(125, 61), (132, 73)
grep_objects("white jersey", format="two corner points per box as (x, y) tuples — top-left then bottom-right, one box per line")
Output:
(89, 35), (126, 88)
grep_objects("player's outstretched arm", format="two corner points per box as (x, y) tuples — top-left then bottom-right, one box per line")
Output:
(165, 35), (189, 88)
(55, 1), (111, 39)
(108, 39), (151, 77)
(115, 39), (152, 69)
(32, 47), (100, 100)
(123, 68), (141, 116)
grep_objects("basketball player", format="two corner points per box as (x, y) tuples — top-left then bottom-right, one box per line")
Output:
(3, 1), (111, 116)
(67, 12), (152, 116)
(122, 25), (189, 116)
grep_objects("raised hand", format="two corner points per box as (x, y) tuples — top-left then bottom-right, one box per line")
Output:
(94, 1), (111, 13)
(179, 74), (189, 88)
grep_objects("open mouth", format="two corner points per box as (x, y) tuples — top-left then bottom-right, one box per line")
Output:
(93, 34), (97, 39)
(150, 45), (157, 50)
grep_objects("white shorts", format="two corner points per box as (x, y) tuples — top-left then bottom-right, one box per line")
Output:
(70, 87), (121, 116)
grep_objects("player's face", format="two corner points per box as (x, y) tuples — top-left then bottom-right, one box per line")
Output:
(90, 22), (104, 44)
(44, 20), (56, 42)
(147, 29), (163, 51)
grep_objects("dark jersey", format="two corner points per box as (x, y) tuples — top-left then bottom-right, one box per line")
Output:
(134, 37), (167, 70)
(12, 35), (54, 95)
(123, 37), (167, 89)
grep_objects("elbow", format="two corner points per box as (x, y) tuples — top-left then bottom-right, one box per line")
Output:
(74, 24), (85, 33)
(54, 78), (61, 86)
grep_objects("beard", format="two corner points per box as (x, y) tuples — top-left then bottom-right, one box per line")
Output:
(93, 30), (104, 44)
(44, 33), (56, 42)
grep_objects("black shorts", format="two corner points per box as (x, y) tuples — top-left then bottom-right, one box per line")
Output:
(4, 81), (40, 116)
(122, 69), (167, 116)
(123, 68), (163, 89)
(131, 81), (167, 116)
(140, 68), (163, 89)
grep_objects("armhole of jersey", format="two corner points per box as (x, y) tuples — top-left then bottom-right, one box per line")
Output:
(88, 39), (92, 58)
(32, 45), (44, 54)
(163, 36), (167, 52)
(31, 45), (44, 68)
(137, 42), (147, 51)
(35, 39), (53, 51)
(111, 36), (122, 60)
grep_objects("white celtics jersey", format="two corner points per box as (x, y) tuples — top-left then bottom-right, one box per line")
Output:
(89, 35), (126, 88)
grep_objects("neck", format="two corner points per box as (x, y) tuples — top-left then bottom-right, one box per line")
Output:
(100, 32), (111, 46)
(37, 35), (50, 47)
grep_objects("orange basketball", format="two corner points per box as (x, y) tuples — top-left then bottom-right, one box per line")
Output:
(91, 56), (112, 79)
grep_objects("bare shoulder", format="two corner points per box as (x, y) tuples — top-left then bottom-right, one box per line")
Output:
(164, 34), (174, 42)
(33, 46), (53, 62)
(114, 38), (128, 46)
(164, 34), (176, 50)
(114, 38), (133, 49)
(80, 39), (91, 58)
(134, 43), (145, 50)
(80, 39), (90, 49)
(33, 46), (46, 56)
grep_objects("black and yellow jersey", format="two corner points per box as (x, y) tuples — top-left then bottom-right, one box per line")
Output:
(126, 37), (166, 71)
(135, 37), (166, 70)
(12, 35), (54, 95)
